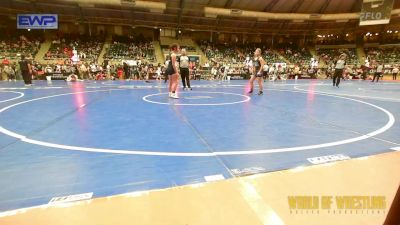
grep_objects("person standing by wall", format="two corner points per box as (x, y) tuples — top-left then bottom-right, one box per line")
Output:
(80, 63), (88, 80)
(392, 65), (398, 81)
(333, 53), (346, 88)
(179, 49), (191, 90)
(372, 62), (383, 83)
(262, 62), (269, 81)
(19, 55), (32, 86)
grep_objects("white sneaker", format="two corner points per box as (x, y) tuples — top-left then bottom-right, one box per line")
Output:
(171, 93), (179, 99)
(168, 92), (172, 97)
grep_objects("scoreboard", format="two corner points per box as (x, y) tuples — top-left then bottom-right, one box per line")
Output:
(359, 0), (394, 26)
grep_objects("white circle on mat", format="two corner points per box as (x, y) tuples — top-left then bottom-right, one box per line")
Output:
(0, 91), (24, 103)
(142, 91), (251, 106)
(0, 89), (395, 156)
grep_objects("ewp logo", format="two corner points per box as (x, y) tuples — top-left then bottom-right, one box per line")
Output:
(17, 14), (58, 29)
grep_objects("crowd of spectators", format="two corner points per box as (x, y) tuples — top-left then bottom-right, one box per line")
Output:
(104, 35), (155, 62)
(276, 47), (312, 65)
(0, 33), (399, 82)
(0, 59), (162, 82)
(199, 41), (287, 66)
(316, 48), (359, 65)
(162, 45), (195, 53)
(365, 47), (400, 64)
(199, 41), (239, 64)
(0, 33), (42, 81)
(197, 42), (319, 80)
(44, 34), (104, 61)
(240, 44), (282, 64)
(0, 35), (41, 60)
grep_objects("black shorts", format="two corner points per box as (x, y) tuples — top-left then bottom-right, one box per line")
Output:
(334, 69), (343, 77)
(254, 72), (263, 77)
(165, 70), (175, 76)
(180, 68), (189, 76)
(254, 67), (262, 77)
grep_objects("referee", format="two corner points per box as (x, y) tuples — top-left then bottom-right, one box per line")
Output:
(19, 55), (32, 86)
(333, 53), (346, 88)
(179, 49), (191, 90)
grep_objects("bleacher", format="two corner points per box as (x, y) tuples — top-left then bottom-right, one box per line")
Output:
(199, 42), (238, 64)
(160, 37), (198, 57)
(161, 45), (195, 53)
(316, 48), (359, 65)
(104, 35), (155, 62)
(44, 34), (104, 62)
(0, 35), (42, 60)
(277, 47), (312, 65)
(365, 47), (400, 64)
(241, 46), (282, 64)
(199, 42), (287, 65)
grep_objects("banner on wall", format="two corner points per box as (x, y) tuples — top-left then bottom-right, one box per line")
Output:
(17, 14), (58, 29)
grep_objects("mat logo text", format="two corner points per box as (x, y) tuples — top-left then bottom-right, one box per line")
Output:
(288, 196), (386, 210)
(307, 154), (350, 164)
